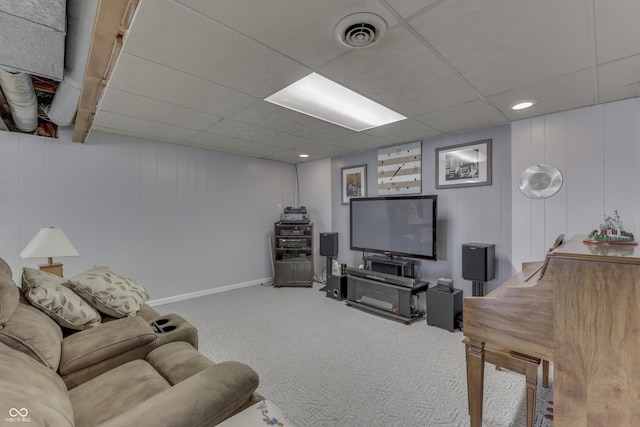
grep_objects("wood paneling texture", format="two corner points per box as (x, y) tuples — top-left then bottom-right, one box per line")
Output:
(512, 98), (640, 269)
(0, 129), (296, 299)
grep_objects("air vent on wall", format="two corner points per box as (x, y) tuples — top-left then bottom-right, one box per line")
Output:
(335, 12), (387, 48)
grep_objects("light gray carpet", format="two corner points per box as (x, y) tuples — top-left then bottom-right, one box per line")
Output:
(155, 283), (554, 427)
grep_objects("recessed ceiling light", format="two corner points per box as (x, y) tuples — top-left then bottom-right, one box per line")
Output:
(264, 72), (406, 132)
(299, 154), (309, 158)
(511, 99), (538, 110)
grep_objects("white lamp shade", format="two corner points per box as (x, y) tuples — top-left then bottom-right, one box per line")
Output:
(20, 227), (79, 259)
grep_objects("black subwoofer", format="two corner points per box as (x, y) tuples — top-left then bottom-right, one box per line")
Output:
(326, 275), (347, 301)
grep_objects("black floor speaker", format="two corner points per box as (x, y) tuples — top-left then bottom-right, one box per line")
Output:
(326, 275), (347, 301)
(462, 243), (496, 282)
(319, 232), (338, 257)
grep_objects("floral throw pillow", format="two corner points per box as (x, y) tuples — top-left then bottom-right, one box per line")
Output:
(22, 267), (102, 330)
(65, 266), (150, 318)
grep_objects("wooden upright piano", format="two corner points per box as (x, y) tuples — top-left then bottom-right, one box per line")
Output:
(464, 234), (640, 426)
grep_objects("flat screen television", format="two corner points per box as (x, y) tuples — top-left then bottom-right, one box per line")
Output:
(350, 195), (437, 261)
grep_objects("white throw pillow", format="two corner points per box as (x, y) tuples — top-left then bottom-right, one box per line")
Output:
(22, 267), (101, 330)
(65, 266), (149, 318)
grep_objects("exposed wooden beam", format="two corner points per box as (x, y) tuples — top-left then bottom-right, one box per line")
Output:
(72, 0), (139, 143)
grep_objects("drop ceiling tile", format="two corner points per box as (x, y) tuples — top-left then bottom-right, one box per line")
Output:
(109, 54), (258, 117)
(597, 55), (640, 103)
(415, 98), (507, 133)
(178, 0), (398, 68)
(186, 131), (283, 156)
(410, 0), (591, 95)
(487, 69), (595, 120)
(320, 25), (478, 116)
(384, 0), (438, 19)
(100, 89), (223, 131)
(203, 119), (312, 150)
(594, 0), (640, 65)
(229, 101), (353, 139)
(93, 111), (200, 142)
(306, 143), (356, 158)
(91, 127), (181, 145)
(324, 132), (389, 151)
(78, 0), (640, 163)
(364, 118), (441, 143)
(124, 0), (311, 98)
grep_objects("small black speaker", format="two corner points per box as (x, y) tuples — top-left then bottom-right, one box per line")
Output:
(462, 243), (496, 282)
(319, 232), (338, 257)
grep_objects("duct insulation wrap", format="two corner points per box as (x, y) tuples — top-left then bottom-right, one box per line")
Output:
(45, 77), (81, 126)
(44, 0), (99, 126)
(0, 68), (38, 132)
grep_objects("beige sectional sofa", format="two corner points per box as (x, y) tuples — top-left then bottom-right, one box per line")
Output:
(0, 258), (263, 426)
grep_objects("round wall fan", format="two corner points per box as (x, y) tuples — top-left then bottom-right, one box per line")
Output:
(518, 164), (563, 199)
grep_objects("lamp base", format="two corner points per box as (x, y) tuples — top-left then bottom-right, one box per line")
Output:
(39, 262), (63, 277)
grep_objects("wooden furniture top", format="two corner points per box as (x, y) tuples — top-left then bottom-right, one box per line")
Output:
(551, 234), (640, 263)
(463, 234), (640, 426)
(463, 256), (553, 361)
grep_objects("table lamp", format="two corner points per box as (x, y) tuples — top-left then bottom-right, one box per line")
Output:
(20, 227), (79, 277)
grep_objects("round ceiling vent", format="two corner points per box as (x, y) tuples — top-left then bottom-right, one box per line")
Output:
(335, 13), (387, 48)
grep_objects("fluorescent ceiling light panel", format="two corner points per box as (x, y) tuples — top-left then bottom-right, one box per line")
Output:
(265, 73), (406, 132)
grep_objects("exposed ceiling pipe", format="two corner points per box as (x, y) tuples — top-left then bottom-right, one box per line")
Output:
(44, 0), (98, 126)
(0, 67), (38, 132)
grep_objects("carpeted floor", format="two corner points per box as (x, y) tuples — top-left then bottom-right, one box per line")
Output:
(155, 283), (554, 427)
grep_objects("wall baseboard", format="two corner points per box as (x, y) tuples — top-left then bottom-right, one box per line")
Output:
(147, 277), (274, 307)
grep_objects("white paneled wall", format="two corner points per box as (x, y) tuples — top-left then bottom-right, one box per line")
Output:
(330, 125), (513, 296)
(0, 128), (297, 301)
(297, 158), (332, 280)
(512, 98), (640, 268)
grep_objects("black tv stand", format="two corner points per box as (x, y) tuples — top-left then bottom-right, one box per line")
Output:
(346, 258), (428, 324)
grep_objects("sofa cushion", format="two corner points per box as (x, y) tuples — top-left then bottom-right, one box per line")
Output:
(22, 267), (102, 330)
(0, 258), (19, 325)
(146, 341), (215, 384)
(59, 316), (157, 375)
(0, 303), (63, 370)
(95, 361), (260, 427)
(65, 266), (150, 318)
(0, 342), (74, 427)
(69, 359), (170, 427)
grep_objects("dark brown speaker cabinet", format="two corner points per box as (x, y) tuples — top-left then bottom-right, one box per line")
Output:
(274, 222), (313, 287)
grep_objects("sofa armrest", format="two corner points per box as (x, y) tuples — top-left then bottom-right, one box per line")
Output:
(96, 361), (259, 427)
(60, 316), (157, 375)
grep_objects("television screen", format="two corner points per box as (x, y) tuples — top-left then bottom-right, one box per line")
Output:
(350, 195), (437, 260)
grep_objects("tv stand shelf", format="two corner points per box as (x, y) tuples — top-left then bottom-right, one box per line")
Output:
(346, 268), (428, 324)
(364, 255), (417, 278)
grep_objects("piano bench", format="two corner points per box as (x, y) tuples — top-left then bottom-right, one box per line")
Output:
(463, 338), (550, 427)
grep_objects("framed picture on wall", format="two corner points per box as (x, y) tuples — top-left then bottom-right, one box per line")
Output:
(435, 139), (492, 189)
(341, 164), (367, 205)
